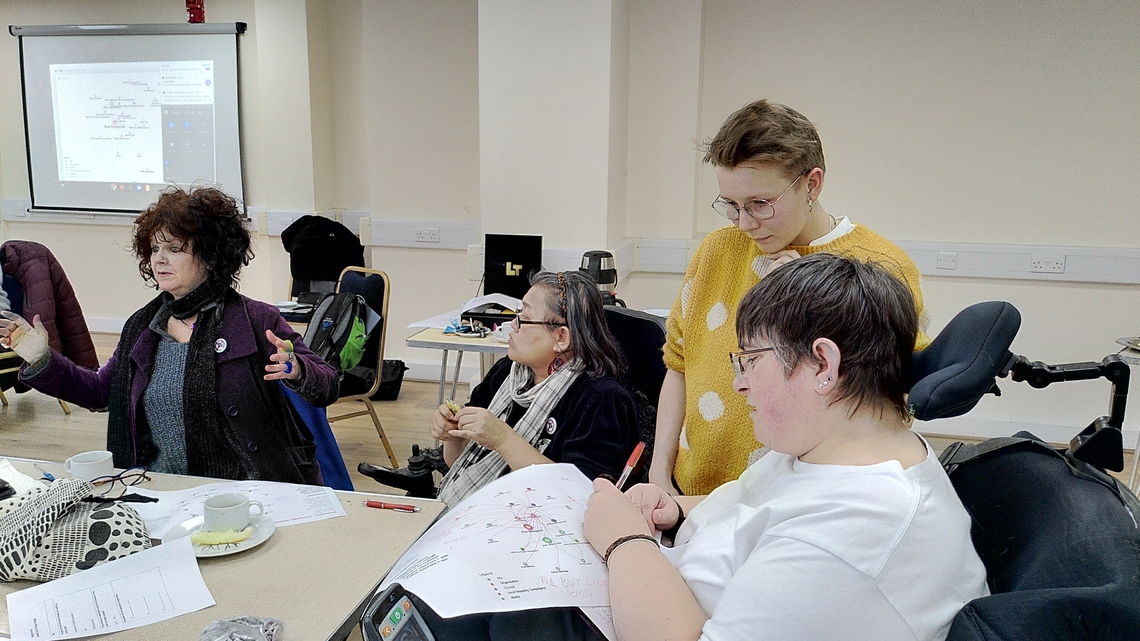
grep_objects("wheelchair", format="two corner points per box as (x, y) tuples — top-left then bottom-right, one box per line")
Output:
(367, 301), (1140, 639)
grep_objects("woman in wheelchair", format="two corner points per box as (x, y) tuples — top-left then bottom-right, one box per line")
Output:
(432, 270), (639, 507)
(583, 254), (989, 641)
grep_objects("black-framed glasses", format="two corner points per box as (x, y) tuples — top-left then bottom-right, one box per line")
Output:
(712, 174), (804, 222)
(511, 307), (565, 330)
(729, 346), (776, 378)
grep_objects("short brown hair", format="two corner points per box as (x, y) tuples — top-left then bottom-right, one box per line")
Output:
(703, 99), (825, 176)
(132, 187), (253, 289)
(735, 253), (917, 421)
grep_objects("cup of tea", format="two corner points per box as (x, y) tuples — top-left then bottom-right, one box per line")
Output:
(202, 493), (265, 532)
(64, 450), (114, 481)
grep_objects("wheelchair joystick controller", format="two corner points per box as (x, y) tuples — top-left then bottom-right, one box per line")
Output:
(358, 444), (448, 499)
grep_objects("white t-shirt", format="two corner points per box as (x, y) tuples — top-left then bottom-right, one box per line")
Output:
(661, 438), (988, 641)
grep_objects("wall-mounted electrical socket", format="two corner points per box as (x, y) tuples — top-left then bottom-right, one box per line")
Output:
(936, 251), (957, 270)
(414, 227), (440, 243)
(1030, 255), (1066, 274)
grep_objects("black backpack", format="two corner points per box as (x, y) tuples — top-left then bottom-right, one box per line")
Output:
(302, 292), (369, 375)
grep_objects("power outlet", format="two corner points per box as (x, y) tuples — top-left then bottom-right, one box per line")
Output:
(936, 251), (957, 270)
(1030, 255), (1066, 274)
(414, 227), (440, 243)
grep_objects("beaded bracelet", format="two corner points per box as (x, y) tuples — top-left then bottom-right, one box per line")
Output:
(602, 533), (659, 565)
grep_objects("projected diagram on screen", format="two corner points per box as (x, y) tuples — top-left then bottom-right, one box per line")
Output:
(51, 60), (216, 186)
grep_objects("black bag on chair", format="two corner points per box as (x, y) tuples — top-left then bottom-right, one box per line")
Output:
(303, 292), (370, 376)
(941, 432), (1140, 641)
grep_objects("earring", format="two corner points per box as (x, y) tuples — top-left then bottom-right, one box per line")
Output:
(817, 376), (832, 390)
(808, 198), (814, 213)
(549, 356), (566, 375)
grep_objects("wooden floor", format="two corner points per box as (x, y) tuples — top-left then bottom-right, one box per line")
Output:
(0, 333), (456, 495)
(1, 332), (1135, 494)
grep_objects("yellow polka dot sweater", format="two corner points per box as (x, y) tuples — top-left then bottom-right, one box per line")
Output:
(663, 224), (930, 495)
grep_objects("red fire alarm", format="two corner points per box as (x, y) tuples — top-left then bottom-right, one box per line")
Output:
(186, 0), (205, 23)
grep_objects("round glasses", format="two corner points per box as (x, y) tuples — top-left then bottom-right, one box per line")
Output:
(712, 174), (804, 222)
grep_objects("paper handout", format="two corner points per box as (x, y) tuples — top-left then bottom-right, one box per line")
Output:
(379, 464), (609, 618)
(5, 537), (214, 640)
(132, 479), (346, 539)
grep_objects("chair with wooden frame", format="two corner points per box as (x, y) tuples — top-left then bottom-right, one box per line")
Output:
(325, 266), (399, 468)
(0, 350), (72, 413)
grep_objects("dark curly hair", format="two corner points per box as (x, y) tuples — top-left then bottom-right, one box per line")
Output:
(132, 187), (254, 290)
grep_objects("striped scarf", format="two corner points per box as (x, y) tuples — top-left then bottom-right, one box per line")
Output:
(437, 359), (582, 507)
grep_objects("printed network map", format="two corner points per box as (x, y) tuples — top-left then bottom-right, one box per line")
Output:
(381, 464), (610, 617)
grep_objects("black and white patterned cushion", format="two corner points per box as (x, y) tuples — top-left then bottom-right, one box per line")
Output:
(0, 478), (151, 582)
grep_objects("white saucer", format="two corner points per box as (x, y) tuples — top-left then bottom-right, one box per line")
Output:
(162, 513), (276, 558)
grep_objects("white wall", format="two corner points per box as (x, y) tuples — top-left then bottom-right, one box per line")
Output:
(687, 0), (1140, 443)
(2, 0), (1137, 446)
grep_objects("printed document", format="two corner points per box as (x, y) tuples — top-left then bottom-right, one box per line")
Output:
(132, 480), (346, 539)
(6, 537), (213, 640)
(379, 464), (611, 618)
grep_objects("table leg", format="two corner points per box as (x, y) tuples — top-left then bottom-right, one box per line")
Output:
(437, 349), (449, 408)
(449, 351), (465, 401)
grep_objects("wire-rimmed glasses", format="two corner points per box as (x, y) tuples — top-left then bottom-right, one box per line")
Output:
(729, 346), (776, 378)
(90, 467), (152, 496)
(712, 174), (805, 222)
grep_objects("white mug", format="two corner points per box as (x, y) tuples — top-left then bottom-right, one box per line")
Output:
(202, 492), (265, 532)
(64, 450), (114, 481)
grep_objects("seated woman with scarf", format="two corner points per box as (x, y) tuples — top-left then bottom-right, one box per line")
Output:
(0, 187), (338, 484)
(432, 270), (640, 508)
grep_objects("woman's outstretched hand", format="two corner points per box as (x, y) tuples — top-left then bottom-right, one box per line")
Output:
(264, 330), (302, 381)
(0, 311), (51, 364)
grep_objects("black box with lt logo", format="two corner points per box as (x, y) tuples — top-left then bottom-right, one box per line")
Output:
(462, 233), (542, 329)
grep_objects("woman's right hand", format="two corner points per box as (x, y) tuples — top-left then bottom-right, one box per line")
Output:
(626, 482), (682, 533)
(0, 311), (50, 364)
(430, 403), (462, 441)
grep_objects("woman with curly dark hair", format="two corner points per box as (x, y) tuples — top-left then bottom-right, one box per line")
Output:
(0, 187), (338, 484)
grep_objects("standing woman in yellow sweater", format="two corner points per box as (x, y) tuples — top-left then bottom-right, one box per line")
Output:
(648, 99), (930, 496)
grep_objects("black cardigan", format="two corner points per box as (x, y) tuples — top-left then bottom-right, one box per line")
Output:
(469, 358), (639, 481)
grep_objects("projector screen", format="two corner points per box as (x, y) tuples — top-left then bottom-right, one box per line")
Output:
(11, 23), (246, 214)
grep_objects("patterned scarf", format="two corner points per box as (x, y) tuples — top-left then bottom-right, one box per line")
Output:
(107, 280), (249, 479)
(437, 359), (583, 507)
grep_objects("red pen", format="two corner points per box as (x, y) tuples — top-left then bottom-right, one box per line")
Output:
(615, 441), (646, 491)
(364, 500), (421, 513)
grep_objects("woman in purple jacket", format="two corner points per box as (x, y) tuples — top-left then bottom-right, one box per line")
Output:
(0, 187), (338, 484)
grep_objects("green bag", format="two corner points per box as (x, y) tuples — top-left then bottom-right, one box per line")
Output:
(339, 316), (368, 371)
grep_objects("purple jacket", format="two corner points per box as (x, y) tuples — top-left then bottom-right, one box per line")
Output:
(22, 294), (338, 484)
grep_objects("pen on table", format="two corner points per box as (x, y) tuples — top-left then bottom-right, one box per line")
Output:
(364, 500), (421, 513)
(615, 441), (646, 491)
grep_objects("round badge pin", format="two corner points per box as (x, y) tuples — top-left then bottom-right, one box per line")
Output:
(545, 417), (557, 434)
(214, 338), (228, 353)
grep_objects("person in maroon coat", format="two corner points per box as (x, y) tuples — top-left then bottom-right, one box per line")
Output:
(0, 188), (338, 484)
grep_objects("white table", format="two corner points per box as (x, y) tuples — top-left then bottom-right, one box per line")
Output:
(405, 328), (509, 407)
(0, 457), (444, 641)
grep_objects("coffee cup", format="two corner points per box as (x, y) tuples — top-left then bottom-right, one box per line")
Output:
(64, 450), (114, 481)
(202, 493), (265, 532)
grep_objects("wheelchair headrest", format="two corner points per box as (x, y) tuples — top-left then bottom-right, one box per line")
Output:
(603, 306), (667, 408)
(909, 301), (1021, 421)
